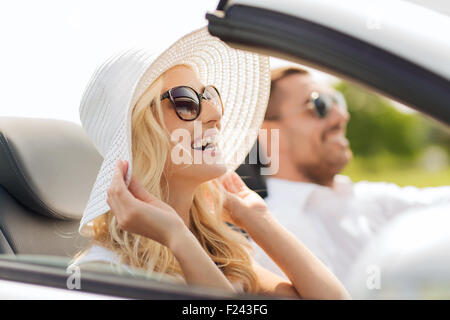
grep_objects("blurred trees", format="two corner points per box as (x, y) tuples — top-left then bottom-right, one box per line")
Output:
(335, 81), (450, 157)
(334, 81), (450, 186)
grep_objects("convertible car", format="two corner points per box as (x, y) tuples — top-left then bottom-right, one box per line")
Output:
(0, 0), (449, 299)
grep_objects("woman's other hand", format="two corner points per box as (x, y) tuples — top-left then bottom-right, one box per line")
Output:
(106, 160), (186, 248)
(217, 171), (270, 229)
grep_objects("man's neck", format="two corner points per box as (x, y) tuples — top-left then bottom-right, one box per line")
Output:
(270, 159), (335, 187)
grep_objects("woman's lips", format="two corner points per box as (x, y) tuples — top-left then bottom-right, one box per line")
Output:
(191, 133), (219, 151)
(191, 135), (221, 158)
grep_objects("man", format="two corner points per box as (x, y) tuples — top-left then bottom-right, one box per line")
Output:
(251, 66), (450, 286)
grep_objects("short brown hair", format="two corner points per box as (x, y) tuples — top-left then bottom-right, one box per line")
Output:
(265, 66), (310, 120)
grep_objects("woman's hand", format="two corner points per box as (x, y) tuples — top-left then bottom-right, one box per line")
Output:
(106, 160), (186, 248)
(216, 171), (270, 229)
(107, 161), (237, 292)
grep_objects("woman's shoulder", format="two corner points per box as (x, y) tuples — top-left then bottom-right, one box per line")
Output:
(72, 244), (118, 263)
(68, 245), (244, 292)
(231, 281), (244, 293)
(68, 244), (134, 274)
(67, 245), (185, 284)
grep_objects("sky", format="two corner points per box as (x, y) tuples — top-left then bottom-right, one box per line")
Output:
(1, 0), (447, 124)
(0, 0), (215, 124)
(0, 0), (341, 125)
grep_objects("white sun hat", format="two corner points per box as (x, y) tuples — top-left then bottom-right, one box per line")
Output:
(78, 26), (270, 237)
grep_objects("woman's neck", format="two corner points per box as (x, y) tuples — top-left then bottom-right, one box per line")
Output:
(166, 180), (199, 227)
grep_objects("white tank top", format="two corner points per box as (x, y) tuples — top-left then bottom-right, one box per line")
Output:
(68, 244), (135, 275)
(68, 244), (244, 292)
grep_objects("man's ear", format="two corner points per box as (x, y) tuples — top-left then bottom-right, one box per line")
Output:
(259, 120), (272, 157)
(258, 120), (281, 175)
(261, 119), (280, 133)
(259, 120), (282, 160)
(260, 119), (288, 153)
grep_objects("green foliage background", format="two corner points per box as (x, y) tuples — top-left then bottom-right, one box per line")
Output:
(335, 81), (450, 187)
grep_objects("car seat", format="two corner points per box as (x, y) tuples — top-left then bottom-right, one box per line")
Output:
(0, 117), (101, 256)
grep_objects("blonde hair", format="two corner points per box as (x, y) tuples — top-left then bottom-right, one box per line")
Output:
(75, 66), (259, 293)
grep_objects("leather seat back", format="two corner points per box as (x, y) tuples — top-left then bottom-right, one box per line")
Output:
(0, 117), (102, 256)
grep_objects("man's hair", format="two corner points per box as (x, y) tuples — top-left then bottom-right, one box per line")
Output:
(265, 66), (310, 120)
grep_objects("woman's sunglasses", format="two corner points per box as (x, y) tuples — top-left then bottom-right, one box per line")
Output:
(307, 91), (347, 118)
(160, 85), (224, 121)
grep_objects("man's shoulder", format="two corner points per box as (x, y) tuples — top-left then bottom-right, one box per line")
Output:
(265, 177), (317, 209)
(337, 175), (411, 202)
(349, 177), (401, 192)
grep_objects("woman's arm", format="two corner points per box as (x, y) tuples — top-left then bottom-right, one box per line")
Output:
(107, 160), (236, 293)
(246, 212), (349, 299)
(251, 259), (302, 299)
(218, 171), (350, 300)
(167, 224), (236, 292)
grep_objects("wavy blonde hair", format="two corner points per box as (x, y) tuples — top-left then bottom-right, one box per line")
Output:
(75, 65), (259, 293)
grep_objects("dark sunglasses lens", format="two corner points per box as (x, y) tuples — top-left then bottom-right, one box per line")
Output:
(313, 95), (331, 118)
(170, 87), (200, 120)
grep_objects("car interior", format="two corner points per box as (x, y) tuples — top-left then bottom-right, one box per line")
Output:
(0, 0), (448, 300)
(0, 117), (98, 257)
(0, 116), (269, 299)
(0, 116), (268, 258)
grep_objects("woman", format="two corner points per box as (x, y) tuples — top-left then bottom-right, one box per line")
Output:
(71, 27), (349, 299)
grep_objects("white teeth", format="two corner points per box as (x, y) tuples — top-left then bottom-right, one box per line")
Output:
(192, 135), (218, 150)
(193, 142), (202, 149)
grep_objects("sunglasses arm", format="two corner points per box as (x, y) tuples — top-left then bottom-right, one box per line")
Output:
(160, 91), (170, 101)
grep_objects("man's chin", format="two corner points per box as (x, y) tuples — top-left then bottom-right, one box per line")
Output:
(326, 148), (353, 173)
(338, 149), (353, 171)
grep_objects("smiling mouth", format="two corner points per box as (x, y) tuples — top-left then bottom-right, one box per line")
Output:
(191, 135), (218, 151)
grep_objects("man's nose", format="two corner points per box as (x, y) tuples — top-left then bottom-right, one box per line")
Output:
(329, 103), (350, 123)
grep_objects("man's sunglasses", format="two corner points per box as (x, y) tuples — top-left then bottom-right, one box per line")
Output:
(306, 91), (347, 118)
(160, 85), (224, 121)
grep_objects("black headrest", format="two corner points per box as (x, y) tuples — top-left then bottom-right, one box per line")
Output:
(236, 142), (268, 198)
(0, 117), (102, 220)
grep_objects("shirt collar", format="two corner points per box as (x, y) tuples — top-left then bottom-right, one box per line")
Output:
(265, 177), (317, 210)
(265, 175), (354, 210)
(331, 175), (354, 195)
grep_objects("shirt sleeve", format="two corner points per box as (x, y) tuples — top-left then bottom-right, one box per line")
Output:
(354, 181), (450, 221)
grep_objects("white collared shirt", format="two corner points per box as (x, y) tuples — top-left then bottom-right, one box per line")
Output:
(253, 176), (450, 286)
